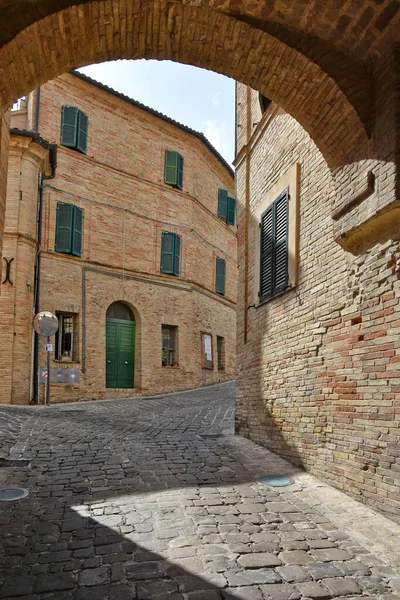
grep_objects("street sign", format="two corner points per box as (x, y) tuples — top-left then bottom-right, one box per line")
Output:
(45, 344), (53, 352)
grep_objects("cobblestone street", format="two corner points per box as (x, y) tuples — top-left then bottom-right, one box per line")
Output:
(0, 382), (399, 600)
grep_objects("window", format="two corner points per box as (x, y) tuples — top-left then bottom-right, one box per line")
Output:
(162, 325), (178, 366)
(55, 203), (83, 257)
(55, 313), (77, 360)
(215, 257), (226, 295)
(217, 336), (225, 371)
(160, 232), (181, 276)
(260, 188), (289, 302)
(259, 93), (272, 115)
(60, 106), (88, 154)
(164, 150), (184, 189)
(218, 189), (236, 225)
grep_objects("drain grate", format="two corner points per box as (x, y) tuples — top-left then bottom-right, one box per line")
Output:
(0, 488), (29, 501)
(258, 474), (294, 487)
(0, 458), (31, 468)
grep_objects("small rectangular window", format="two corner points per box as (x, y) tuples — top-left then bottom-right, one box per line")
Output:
(55, 313), (78, 361)
(61, 106), (88, 154)
(164, 150), (184, 189)
(162, 325), (178, 366)
(215, 257), (226, 295)
(55, 203), (83, 256)
(161, 232), (181, 276)
(217, 336), (225, 371)
(217, 189), (236, 225)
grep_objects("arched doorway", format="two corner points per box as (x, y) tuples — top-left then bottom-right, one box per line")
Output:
(106, 302), (136, 389)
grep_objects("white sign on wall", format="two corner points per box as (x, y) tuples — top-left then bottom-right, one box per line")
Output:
(204, 334), (212, 361)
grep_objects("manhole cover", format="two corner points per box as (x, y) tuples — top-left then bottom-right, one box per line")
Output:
(258, 475), (294, 487)
(0, 488), (29, 501)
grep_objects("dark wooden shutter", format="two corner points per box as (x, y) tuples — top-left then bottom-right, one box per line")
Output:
(226, 196), (236, 225)
(273, 190), (289, 294)
(259, 189), (289, 301)
(177, 153), (184, 190)
(260, 206), (273, 300)
(164, 151), (178, 186)
(174, 234), (181, 276)
(55, 203), (74, 253)
(215, 257), (226, 295)
(161, 232), (175, 274)
(60, 106), (78, 148)
(72, 206), (83, 257)
(76, 110), (88, 154)
(218, 189), (228, 219)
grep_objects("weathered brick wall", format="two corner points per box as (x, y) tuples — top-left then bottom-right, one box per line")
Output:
(0, 111), (10, 281)
(1, 73), (236, 404)
(235, 84), (400, 518)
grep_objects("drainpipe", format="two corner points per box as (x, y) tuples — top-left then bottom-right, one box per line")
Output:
(243, 86), (251, 344)
(31, 143), (57, 404)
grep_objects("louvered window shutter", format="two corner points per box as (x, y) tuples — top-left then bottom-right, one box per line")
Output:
(174, 235), (181, 276)
(76, 110), (88, 154)
(273, 191), (289, 294)
(226, 196), (236, 225)
(61, 106), (78, 148)
(177, 154), (184, 190)
(259, 189), (289, 301)
(215, 257), (226, 295)
(164, 151), (178, 186)
(55, 203), (74, 253)
(161, 232), (175, 274)
(72, 206), (83, 257)
(218, 189), (228, 219)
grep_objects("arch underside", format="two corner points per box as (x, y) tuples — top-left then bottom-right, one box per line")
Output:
(0, 0), (373, 169)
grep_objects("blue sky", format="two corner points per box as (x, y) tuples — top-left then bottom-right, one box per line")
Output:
(78, 60), (235, 164)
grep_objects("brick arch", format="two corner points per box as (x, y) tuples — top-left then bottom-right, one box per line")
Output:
(0, 0), (372, 169)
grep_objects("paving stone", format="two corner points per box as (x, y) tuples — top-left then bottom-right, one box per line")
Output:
(137, 578), (178, 598)
(79, 567), (109, 586)
(322, 577), (362, 596)
(75, 585), (109, 600)
(223, 586), (263, 599)
(126, 561), (166, 581)
(260, 583), (301, 600)
(276, 565), (311, 582)
(279, 551), (314, 565)
(109, 586), (136, 600)
(245, 569), (282, 584)
(34, 574), (76, 593)
(295, 581), (331, 599)
(238, 553), (282, 568)
(333, 561), (369, 575)
(0, 576), (35, 598)
(313, 549), (352, 562)
(305, 562), (344, 580)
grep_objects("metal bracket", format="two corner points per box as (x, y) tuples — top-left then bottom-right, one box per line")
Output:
(2, 257), (14, 284)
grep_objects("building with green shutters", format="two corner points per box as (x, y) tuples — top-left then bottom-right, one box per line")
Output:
(0, 71), (236, 405)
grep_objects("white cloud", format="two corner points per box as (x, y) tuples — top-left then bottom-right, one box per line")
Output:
(209, 91), (222, 106)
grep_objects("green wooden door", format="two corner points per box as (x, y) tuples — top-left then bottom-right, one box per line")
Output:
(106, 318), (135, 388)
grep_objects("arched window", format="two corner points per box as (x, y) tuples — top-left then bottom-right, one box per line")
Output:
(106, 302), (135, 321)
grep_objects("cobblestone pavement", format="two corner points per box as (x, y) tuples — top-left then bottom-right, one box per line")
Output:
(0, 381), (400, 600)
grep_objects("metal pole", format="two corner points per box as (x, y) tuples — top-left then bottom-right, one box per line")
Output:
(46, 336), (50, 405)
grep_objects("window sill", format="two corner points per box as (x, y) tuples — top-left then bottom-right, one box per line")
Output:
(256, 285), (293, 308)
(162, 365), (180, 369)
(53, 360), (80, 364)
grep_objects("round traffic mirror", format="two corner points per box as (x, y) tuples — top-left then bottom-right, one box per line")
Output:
(33, 311), (59, 337)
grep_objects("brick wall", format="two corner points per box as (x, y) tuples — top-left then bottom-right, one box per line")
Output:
(0, 73), (236, 404)
(235, 84), (400, 519)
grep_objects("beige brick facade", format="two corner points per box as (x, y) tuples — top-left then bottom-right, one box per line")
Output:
(235, 84), (400, 519)
(0, 72), (236, 404)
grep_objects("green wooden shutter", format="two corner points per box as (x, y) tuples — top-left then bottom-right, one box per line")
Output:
(174, 234), (181, 276)
(55, 203), (74, 253)
(260, 206), (273, 300)
(61, 106), (78, 148)
(218, 189), (228, 220)
(273, 190), (289, 295)
(226, 196), (236, 225)
(71, 206), (83, 257)
(177, 153), (184, 190)
(164, 151), (178, 186)
(76, 110), (88, 154)
(215, 257), (226, 295)
(161, 232), (175, 274)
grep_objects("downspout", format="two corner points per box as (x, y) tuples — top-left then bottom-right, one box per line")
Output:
(31, 143), (57, 404)
(243, 86), (251, 344)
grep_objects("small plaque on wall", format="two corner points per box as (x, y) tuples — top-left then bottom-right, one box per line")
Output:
(201, 332), (213, 369)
